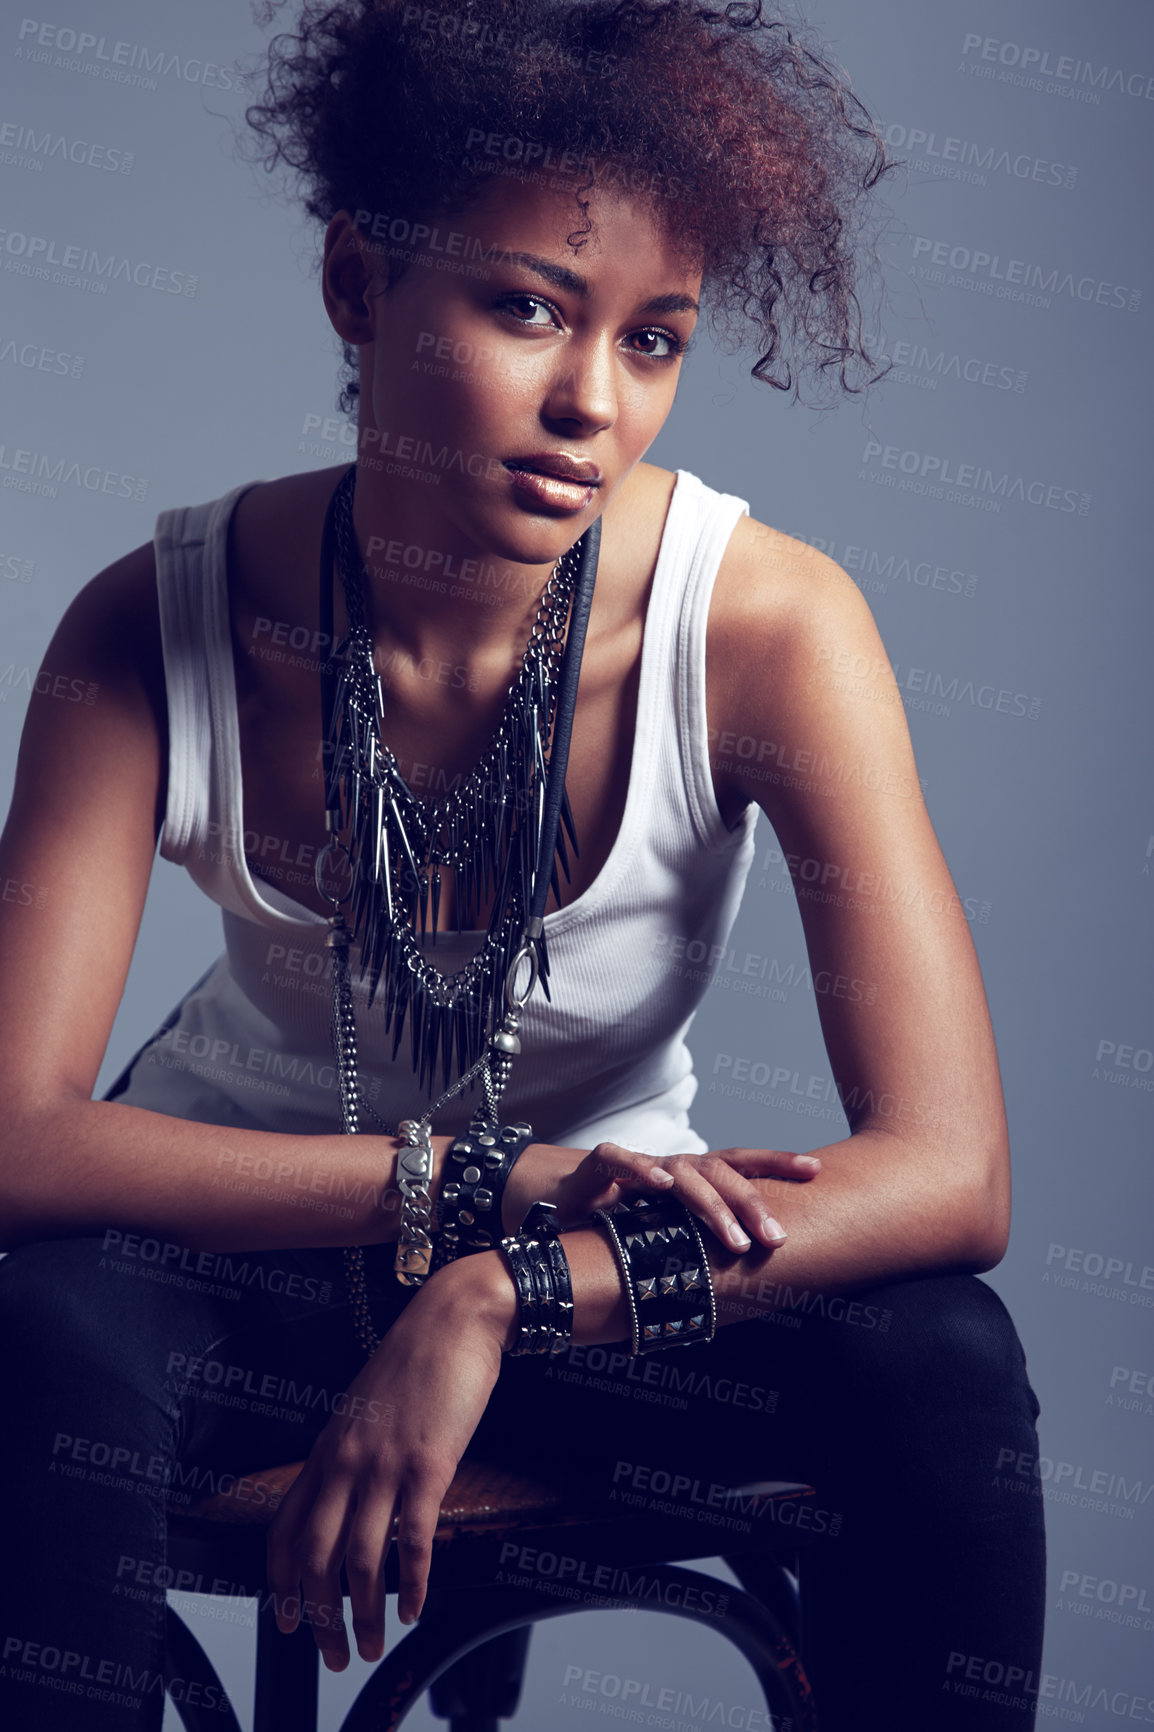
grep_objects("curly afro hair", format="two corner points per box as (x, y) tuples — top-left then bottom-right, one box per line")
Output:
(244, 0), (898, 409)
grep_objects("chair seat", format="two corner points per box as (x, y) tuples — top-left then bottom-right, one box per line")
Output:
(174, 1457), (596, 1530)
(172, 1456), (813, 1551)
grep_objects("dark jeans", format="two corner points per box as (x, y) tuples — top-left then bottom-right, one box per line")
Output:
(0, 1233), (1045, 1730)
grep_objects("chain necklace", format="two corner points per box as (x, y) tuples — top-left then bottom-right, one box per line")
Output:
(321, 464), (581, 1099)
(316, 466), (602, 1355)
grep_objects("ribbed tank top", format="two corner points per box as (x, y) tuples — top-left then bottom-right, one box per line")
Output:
(107, 468), (759, 1156)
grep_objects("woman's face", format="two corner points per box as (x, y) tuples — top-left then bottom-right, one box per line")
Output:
(327, 173), (702, 571)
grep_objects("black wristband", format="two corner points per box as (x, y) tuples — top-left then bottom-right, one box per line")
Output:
(596, 1194), (716, 1355)
(498, 1201), (573, 1357)
(436, 1117), (534, 1266)
(498, 1235), (542, 1354)
(522, 1200), (574, 1357)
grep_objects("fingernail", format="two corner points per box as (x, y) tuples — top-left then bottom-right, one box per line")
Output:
(794, 1155), (821, 1170)
(726, 1222), (752, 1250)
(764, 1217), (787, 1242)
(649, 1167), (675, 1185)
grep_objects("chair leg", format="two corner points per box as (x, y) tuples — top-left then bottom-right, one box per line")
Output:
(164, 1605), (244, 1732)
(723, 1551), (803, 1651)
(427, 1625), (533, 1731)
(336, 1567), (817, 1732)
(255, 1592), (319, 1732)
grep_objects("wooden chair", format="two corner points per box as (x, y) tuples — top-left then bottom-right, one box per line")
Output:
(163, 1456), (820, 1731)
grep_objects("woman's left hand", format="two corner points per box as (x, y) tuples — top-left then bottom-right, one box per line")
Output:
(543, 1142), (820, 1252)
(266, 1257), (514, 1669)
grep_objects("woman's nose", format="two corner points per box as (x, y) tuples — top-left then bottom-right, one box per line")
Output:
(540, 339), (618, 432)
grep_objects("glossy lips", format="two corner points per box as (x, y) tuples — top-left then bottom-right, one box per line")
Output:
(504, 451), (601, 514)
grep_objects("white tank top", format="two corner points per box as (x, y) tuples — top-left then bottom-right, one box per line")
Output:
(108, 468), (758, 1156)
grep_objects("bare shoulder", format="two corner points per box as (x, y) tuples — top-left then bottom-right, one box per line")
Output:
(228, 465), (347, 621)
(706, 512), (915, 821)
(2, 535), (170, 867)
(712, 512), (871, 651)
(50, 537), (165, 720)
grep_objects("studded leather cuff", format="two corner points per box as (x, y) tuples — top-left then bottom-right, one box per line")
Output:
(435, 1116), (534, 1266)
(498, 1201), (574, 1357)
(593, 1194), (717, 1355)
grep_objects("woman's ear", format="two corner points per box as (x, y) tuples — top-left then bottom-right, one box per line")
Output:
(321, 211), (380, 345)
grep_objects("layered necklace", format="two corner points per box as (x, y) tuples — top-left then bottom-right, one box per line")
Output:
(317, 463), (592, 1102)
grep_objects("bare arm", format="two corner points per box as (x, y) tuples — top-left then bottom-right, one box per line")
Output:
(461, 515), (1014, 1333)
(0, 546), (412, 1251)
(688, 513), (1010, 1291)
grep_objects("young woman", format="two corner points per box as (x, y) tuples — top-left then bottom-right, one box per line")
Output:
(0, 2), (1045, 1727)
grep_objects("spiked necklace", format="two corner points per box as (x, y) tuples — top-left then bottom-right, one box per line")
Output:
(317, 463), (587, 1099)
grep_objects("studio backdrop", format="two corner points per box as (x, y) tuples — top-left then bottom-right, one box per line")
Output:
(1, 1), (1151, 1726)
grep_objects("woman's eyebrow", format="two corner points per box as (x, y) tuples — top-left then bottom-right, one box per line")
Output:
(640, 290), (700, 316)
(498, 249), (699, 316)
(498, 250), (587, 294)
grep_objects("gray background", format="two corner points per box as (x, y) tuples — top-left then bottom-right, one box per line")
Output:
(1, 1), (1151, 1725)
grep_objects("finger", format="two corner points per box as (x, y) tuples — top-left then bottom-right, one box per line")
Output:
(553, 1145), (676, 1225)
(394, 1482), (445, 1626)
(294, 1481), (358, 1670)
(585, 1150), (675, 1191)
(712, 1146), (821, 1179)
(585, 1143), (677, 1194)
(662, 1157), (787, 1252)
(344, 1486), (398, 1663)
(267, 1460), (323, 1635)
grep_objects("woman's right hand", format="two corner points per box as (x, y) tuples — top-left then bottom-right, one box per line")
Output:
(504, 1141), (820, 1252)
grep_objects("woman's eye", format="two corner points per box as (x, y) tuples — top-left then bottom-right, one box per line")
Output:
(499, 294), (557, 328)
(627, 328), (686, 361)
